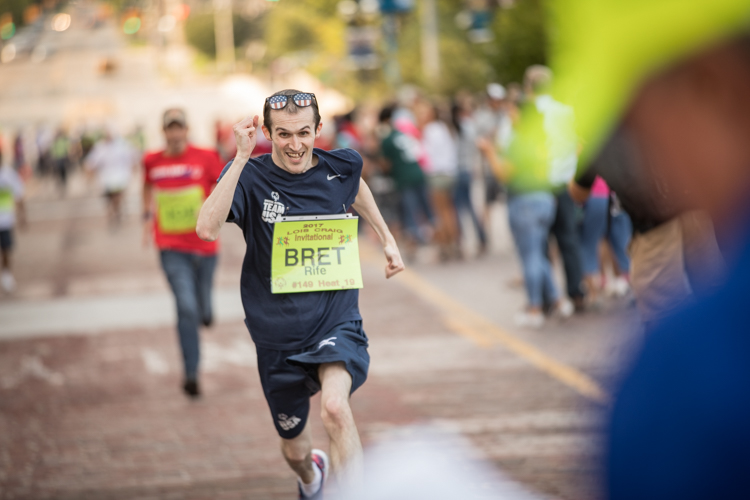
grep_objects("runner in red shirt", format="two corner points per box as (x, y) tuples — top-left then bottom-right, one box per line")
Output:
(142, 108), (224, 398)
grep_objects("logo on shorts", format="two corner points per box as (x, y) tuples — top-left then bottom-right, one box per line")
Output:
(262, 191), (285, 223)
(278, 413), (301, 431)
(318, 337), (337, 349)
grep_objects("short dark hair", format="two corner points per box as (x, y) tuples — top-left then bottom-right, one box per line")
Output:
(378, 105), (395, 124)
(263, 89), (321, 135)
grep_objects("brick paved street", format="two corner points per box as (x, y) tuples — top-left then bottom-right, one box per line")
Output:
(0, 178), (640, 500)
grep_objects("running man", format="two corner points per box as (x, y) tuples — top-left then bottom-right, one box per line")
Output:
(85, 127), (138, 228)
(196, 89), (405, 498)
(143, 108), (224, 398)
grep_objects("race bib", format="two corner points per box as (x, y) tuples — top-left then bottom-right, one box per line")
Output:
(156, 186), (204, 234)
(271, 214), (363, 294)
(0, 188), (14, 212)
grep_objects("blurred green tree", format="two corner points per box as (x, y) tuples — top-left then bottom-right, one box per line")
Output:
(184, 11), (263, 57)
(182, 0), (547, 99)
(397, 0), (547, 93)
(487, 0), (548, 84)
(0, 0), (38, 27)
(263, 1), (346, 72)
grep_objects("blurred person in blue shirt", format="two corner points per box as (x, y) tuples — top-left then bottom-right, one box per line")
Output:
(605, 32), (750, 500)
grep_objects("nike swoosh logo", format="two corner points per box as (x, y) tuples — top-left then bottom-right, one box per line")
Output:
(327, 174), (341, 181)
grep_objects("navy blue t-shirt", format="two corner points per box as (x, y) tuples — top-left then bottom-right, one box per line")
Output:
(220, 148), (363, 350)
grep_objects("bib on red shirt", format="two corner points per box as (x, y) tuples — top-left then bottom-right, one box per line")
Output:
(143, 145), (223, 255)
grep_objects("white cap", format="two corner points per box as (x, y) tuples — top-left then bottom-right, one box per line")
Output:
(486, 83), (506, 100)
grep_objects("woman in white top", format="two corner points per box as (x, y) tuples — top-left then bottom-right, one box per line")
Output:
(85, 131), (138, 228)
(417, 100), (461, 260)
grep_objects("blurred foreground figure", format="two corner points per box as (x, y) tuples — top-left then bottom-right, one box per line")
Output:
(545, 0), (750, 498)
(85, 128), (138, 228)
(142, 109), (224, 398)
(339, 426), (544, 500)
(196, 90), (404, 498)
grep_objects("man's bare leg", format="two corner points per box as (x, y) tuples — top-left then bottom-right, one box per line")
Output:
(318, 361), (363, 490)
(109, 192), (124, 226)
(280, 419), (316, 484)
(1, 248), (10, 270)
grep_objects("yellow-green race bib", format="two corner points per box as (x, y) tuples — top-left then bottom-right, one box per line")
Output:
(156, 186), (204, 234)
(0, 188), (14, 213)
(271, 214), (363, 294)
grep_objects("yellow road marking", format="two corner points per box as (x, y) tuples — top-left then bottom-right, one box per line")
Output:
(360, 244), (608, 403)
(399, 270), (609, 403)
(443, 317), (495, 348)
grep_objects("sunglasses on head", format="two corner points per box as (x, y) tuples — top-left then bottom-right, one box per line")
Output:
(265, 93), (316, 110)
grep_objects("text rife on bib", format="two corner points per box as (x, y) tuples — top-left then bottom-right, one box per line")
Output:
(271, 215), (363, 294)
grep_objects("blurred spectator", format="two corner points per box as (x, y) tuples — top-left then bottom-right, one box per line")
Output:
(418, 100), (461, 260)
(378, 105), (435, 255)
(85, 127), (139, 229)
(479, 71), (577, 328)
(451, 95), (488, 255)
(577, 176), (632, 307)
(50, 128), (71, 193)
(128, 124), (146, 154)
(604, 193), (633, 297)
(393, 85), (420, 126)
(505, 82), (524, 110)
(334, 110), (363, 151)
(13, 132), (24, 173)
(79, 128), (100, 160)
(524, 66), (586, 311)
(392, 115), (430, 172)
(480, 134), (565, 328)
(475, 83), (513, 228)
(35, 125), (54, 177)
(0, 162), (26, 293)
(571, 130), (725, 324)
(215, 119), (238, 162)
(358, 106), (400, 235)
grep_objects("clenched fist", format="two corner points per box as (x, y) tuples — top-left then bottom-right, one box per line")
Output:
(233, 115), (260, 159)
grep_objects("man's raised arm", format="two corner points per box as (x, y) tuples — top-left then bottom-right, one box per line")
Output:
(196, 115), (258, 241)
(351, 178), (405, 278)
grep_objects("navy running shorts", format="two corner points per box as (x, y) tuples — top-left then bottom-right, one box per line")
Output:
(256, 320), (369, 439)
